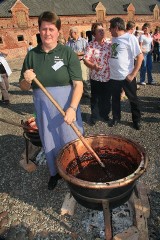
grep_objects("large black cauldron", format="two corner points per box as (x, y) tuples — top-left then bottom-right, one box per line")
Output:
(56, 135), (148, 210)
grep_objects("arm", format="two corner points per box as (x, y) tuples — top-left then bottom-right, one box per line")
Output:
(139, 41), (143, 51)
(19, 69), (36, 90)
(64, 80), (83, 125)
(84, 58), (102, 71)
(126, 53), (143, 82)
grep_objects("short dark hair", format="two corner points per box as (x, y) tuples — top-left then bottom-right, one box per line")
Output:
(91, 22), (103, 36)
(142, 23), (150, 30)
(126, 21), (135, 31)
(109, 17), (125, 31)
(38, 11), (61, 30)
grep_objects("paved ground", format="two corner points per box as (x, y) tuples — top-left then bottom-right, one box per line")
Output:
(0, 58), (160, 239)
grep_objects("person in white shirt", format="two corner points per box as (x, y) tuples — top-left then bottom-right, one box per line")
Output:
(139, 23), (155, 85)
(109, 17), (143, 130)
(121, 20), (137, 101)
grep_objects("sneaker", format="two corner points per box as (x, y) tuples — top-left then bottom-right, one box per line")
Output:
(148, 82), (156, 85)
(139, 82), (146, 86)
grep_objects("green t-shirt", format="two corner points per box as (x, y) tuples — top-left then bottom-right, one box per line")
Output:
(19, 43), (82, 89)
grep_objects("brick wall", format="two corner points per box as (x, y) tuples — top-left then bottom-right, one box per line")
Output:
(0, 4), (159, 60)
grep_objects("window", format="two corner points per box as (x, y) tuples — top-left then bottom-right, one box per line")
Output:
(17, 35), (24, 41)
(0, 37), (3, 44)
(97, 10), (105, 21)
(153, 5), (159, 20)
(16, 11), (27, 28)
(128, 10), (134, 20)
(154, 10), (159, 20)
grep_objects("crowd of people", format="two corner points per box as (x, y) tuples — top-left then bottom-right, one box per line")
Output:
(1, 11), (159, 190)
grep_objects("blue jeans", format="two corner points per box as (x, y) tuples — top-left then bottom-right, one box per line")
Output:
(140, 52), (153, 83)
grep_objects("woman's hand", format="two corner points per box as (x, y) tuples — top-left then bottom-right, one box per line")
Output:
(19, 69), (36, 90)
(93, 64), (103, 72)
(24, 69), (36, 84)
(64, 107), (76, 125)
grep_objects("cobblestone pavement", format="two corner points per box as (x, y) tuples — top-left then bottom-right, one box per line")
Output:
(0, 58), (160, 239)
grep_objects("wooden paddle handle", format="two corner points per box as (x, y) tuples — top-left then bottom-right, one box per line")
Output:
(33, 77), (105, 168)
(0, 117), (38, 132)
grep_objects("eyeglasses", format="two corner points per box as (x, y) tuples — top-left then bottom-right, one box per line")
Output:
(96, 29), (104, 33)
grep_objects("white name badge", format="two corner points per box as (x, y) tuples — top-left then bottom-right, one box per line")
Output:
(52, 61), (64, 71)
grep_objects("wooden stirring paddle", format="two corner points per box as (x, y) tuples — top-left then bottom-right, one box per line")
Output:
(0, 117), (38, 132)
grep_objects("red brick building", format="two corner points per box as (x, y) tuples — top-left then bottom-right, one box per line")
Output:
(0, 0), (160, 59)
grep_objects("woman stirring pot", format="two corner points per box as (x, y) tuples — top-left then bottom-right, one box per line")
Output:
(19, 11), (84, 190)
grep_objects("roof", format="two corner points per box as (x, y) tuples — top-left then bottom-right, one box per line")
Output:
(0, 0), (160, 17)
